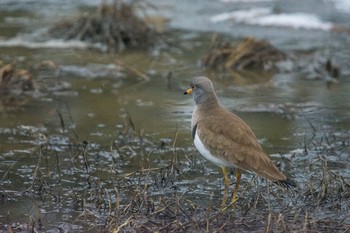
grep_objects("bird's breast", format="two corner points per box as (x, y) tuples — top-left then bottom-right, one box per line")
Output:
(194, 130), (228, 167)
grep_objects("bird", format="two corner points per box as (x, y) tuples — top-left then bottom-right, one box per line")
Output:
(184, 76), (295, 206)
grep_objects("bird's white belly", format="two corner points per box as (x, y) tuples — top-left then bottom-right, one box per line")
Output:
(194, 131), (228, 167)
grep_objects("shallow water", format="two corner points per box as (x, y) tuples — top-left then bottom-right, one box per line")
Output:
(0, 0), (350, 231)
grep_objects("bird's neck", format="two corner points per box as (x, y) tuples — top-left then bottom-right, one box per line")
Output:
(194, 91), (218, 106)
(196, 99), (220, 111)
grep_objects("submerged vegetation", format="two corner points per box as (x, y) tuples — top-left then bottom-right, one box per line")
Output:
(0, 62), (36, 111)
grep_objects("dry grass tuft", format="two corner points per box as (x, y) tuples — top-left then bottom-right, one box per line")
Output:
(203, 36), (287, 72)
(48, 0), (161, 52)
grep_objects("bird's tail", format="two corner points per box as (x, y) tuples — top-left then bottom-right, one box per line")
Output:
(274, 178), (297, 190)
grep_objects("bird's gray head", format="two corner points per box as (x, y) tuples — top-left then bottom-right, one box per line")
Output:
(184, 76), (218, 105)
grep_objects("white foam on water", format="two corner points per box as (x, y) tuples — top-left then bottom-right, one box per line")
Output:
(257, 13), (333, 30)
(219, 0), (274, 2)
(211, 8), (271, 23)
(211, 7), (333, 31)
(331, 0), (350, 13)
(0, 37), (93, 49)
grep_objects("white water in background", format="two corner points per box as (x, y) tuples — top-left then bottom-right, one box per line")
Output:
(331, 0), (350, 13)
(219, 0), (275, 2)
(0, 37), (91, 49)
(220, 0), (350, 14)
(0, 0), (349, 50)
(211, 8), (333, 30)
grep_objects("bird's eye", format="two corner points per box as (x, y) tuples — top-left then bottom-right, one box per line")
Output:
(191, 85), (195, 89)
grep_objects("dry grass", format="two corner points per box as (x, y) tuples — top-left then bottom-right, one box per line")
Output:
(202, 36), (287, 72)
(48, 0), (161, 52)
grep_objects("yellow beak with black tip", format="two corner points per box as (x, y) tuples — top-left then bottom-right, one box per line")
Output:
(184, 88), (193, 95)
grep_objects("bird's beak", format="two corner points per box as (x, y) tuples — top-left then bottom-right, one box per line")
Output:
(184, 88), (192, 95)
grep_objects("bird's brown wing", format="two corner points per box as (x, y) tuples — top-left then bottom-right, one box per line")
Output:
(197, 107), (286, 182)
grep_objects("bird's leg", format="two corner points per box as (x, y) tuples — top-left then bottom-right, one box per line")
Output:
(222, 166), (231, 188)
(221, 166), (230, 207)
(231, 168), (241, 205)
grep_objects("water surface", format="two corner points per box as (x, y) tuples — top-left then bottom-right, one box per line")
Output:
(0, 0), (350, 231)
